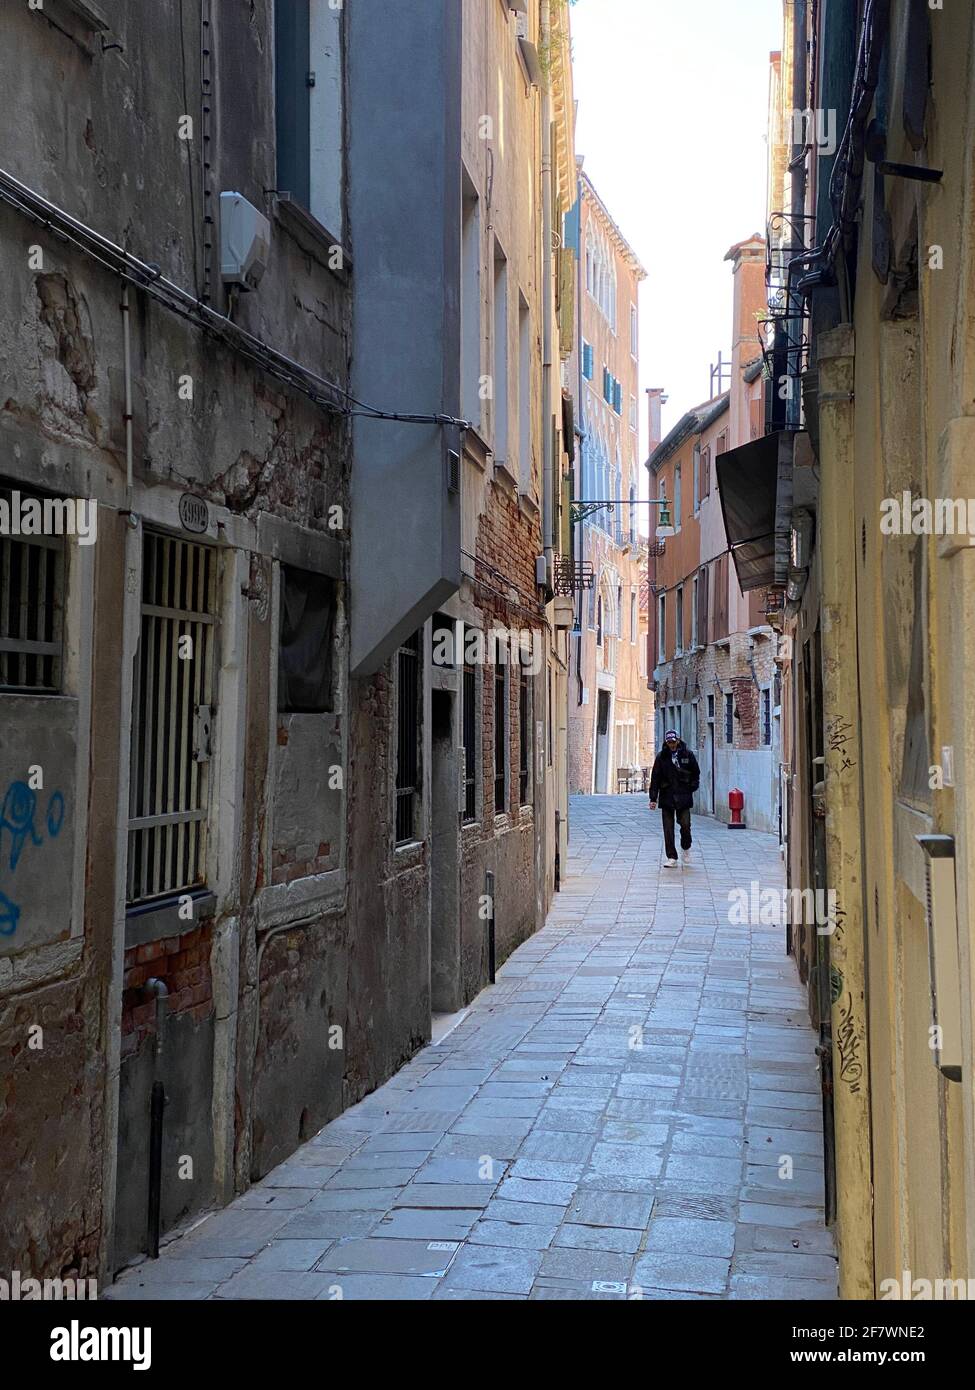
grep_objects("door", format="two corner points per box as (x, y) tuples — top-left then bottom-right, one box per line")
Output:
(594, 690), (611, 794)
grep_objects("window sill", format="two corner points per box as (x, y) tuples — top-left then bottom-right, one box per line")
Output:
(125, 891), (217, 949)
(274, 195), (351, 280)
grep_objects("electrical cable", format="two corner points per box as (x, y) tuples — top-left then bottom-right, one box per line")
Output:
(0, 165), (474, 431)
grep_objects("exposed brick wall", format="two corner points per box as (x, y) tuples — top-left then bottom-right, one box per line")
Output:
(121, 924), (214, 1059)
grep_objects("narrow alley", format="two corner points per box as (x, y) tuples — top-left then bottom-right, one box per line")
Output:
(106, 798), (837, 1302)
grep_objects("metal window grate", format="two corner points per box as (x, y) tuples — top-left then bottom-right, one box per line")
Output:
(395, 631), (421, 843)
(519, 670), (530, 804)
(463, 663), (477, 822)
(0, 492), (63, 694)
(725, 693), (734, 745)
(127, 534), (216, 905)
(494, 665), (507, 813)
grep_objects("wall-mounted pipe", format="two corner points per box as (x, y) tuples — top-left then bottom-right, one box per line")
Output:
(144, 978), (169, 1259)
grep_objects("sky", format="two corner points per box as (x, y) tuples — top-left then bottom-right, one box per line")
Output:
(569, 0), (783, 463)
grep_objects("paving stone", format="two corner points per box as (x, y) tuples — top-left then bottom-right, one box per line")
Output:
(323, 1167), (418, 1190)
(314, 1274), (437, 1301)
(507, 1159), (585, 1183)
(663, 1153), (742, 1192)
(729, 1274), (838, 1300)
(483, 1198), (568, 1226)
(215, 1268), (337, 1300)
(632, 1252), (731, 1294)
(440, 1244), (543, 1295)
(645, 1217), (735, 1257)
(249, 1240), (335, 1271)
(554, 1224), (642, 1254)
(316, 1237), (457, 1276)
(732, 1250), (838, 1280)
(468, 1220), (558, 1251)
(395, 1183), (495, 1209)
(277, 1210), (379, 1240)
(736, 1222), (836, 1256)
(496, 1176), (576, 1207)
(539, 1246), (634, 1283)
(567, 1190), (654, 1230)
(372, 1208), (480, 1241)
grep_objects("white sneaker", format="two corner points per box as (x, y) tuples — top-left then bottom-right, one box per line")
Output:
(664, 857), (679, 868)
(682, 848), (691, 865)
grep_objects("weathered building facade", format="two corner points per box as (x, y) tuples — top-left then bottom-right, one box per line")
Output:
(0, 0), (575, 1288)
(648, 239), (782, 832)
(753, 0), (975, 1299)
(567, 173), (651, 795)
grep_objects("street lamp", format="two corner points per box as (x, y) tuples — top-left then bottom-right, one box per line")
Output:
(569, 493), (675, 540)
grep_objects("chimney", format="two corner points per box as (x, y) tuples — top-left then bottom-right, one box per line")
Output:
(646, 387), (667, 455)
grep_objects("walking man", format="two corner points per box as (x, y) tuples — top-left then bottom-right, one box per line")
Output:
(648, 729), (701, 867)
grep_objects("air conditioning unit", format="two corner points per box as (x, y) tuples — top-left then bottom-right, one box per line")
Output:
(515, 11), (529, 39)
(220, 192), (271, 290)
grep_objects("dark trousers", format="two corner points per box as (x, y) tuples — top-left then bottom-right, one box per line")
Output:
(661, 806), (692, 859)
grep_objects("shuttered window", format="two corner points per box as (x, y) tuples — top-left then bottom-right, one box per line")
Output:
(395, 631), (421, 844)
(275, 0), (311, 207)
(519, 670), (530, 804)
(494, 665), (507, 813)
(463, 662), (477, 822)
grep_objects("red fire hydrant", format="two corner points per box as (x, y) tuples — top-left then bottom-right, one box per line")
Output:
(728, 788), (746, 829)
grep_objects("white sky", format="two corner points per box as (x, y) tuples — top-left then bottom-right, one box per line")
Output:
(570, 0), (782, 464)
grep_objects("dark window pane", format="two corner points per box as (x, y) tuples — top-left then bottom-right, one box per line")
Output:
(278, 567), (335, 713)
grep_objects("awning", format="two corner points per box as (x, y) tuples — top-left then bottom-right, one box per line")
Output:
(716, 430), (795, 592)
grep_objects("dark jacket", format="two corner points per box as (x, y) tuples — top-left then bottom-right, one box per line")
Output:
(648, 740), (700, 811)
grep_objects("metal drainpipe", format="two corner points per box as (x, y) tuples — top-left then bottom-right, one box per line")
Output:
(121, 284), (134, 491)
(540, 0), (554, 575)
(788, 0), (808, 432)
(144, 978), (169, 1259)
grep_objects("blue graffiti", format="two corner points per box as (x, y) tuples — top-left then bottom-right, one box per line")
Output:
(0, 891), (21, 937)
(0, 782), (67, 936)
(0, 781), (43, 871)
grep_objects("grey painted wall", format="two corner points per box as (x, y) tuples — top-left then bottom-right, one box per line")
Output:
(347, 0), (463, 674)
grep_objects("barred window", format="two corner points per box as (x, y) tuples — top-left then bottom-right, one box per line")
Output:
(725, 692), (734, 745)
(395, 631), (422, 844)
(127, 534), (216, 905)
(763, 688), (772, 746)
(494, 664), (507, 813)
(0, 489), (64, 694)
(519, 670), (530, 804)
(463, 662), (477, 822)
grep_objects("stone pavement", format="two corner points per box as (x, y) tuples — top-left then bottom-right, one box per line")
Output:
(106, 796), (838, 1301)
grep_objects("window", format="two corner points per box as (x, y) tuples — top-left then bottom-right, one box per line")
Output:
(127, 534), (216, 904)
(657, 593), (666, 664)
(629, 395), (638, 432)
(676, 584), (683, 654)
(582, 341), (594, 380)
(395, 631), (422, 843)
(725, 692), (734, 745)
(708, 694), (715, 720)
(613, 379), (622, 415)
(762, 688), (772, 746)
(493, 243), (509, 465)
(630, 588), (637, 643)
(519, 670), (530, 804)
(691, 575), (699, 648)
(461, 179), (481, 429)
(277, 567), (335, 712)
(702, 444), (712, 498)
(674, 462), (682, 531)
(275, 0), (343, 233)
(596, 594), (603, 647)
(629, 484), (637, 545)
(617, 583), (623, 636)
(547, 665), (553, 766)
(692, 444), (701, 514)
(630, 303), (638, 357)
(494, 663), (507, 813)
(463, 661), (477, 822)
(0, 488), (64, 693)
(518, 293), (531, 492)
